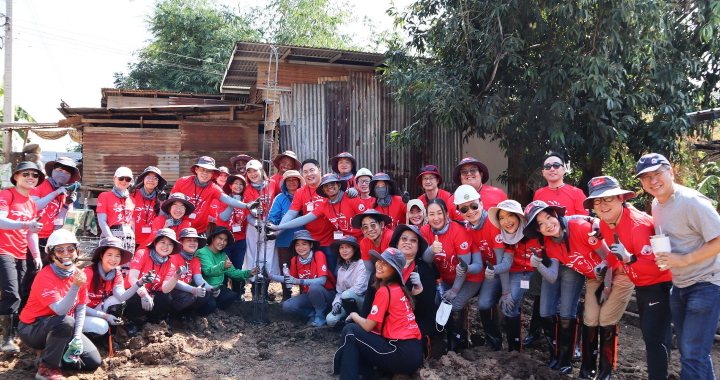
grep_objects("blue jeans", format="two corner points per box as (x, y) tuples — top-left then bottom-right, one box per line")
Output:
(669, 282), (720, 380)
(477, 273), (527, 318)
(539, 265), (585, 319)
(320, 246), (337, 277)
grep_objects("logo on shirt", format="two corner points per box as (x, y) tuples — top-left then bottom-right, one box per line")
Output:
(640, 245), (653, 255)
(322, 265), (327, 272)
(588, 236), (598, 245)
(41, 288), (59, 298)
(370, 305), (379, 315)
(358, 204), (365, 211)
(495, 234), (503, 244)
(460, 242), (468, 250)
(10, 209), (33, 220)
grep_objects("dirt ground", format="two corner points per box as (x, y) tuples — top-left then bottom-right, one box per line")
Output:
(2, 284), (720, 380)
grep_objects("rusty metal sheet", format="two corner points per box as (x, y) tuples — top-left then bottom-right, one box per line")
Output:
(180, 123), (258, 152)
(81, 153), (181, 187)
(325, 81), (350, 159)
(82, 127), (180, 155)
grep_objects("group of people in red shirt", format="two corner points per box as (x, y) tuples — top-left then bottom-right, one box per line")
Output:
(0, 148), (712, 380)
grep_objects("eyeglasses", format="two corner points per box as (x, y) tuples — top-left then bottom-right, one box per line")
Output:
(117, 176), (132, 182)
(356, 179), (371, 185)
(422, 175), (438, 182)
(459, 202), (480, 214)
(20, 171), (40, 178)
(361, 222), (379, 232)
(592, 196), (616, 206)
(171, 204), (187, 210)
(400, 236), (418, 243)
(145, 176), (159, 181)
(459, 167), (478, 176)
(54, 246), (77, 254)
(322, 182), (339, 188)
(543, 163), (563, 170)
(638, 167), (669, 182)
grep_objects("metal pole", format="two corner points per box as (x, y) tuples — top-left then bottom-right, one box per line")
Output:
(2, 0), (13, 163)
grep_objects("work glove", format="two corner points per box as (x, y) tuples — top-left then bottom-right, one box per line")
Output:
(611, 233), (635, 264)
(25, 218), (43, 233)
(530, 254), (543, 268)
(55, 187), (68, 197)
(251, 205), (264, 218)
(266, 222), (279, 232)
(265, 230), (278, 241)
(331, 303), (342, 315)
(345, 187), (358, 199)
(593, 261), (608, 280)
(191, 286), (207, 297)
(65, 191), (77, 205)
(596, 285), (611, 305)
(408, 272), (422, 287)
(485, 266), (496, 280)
(443, 287), (459, 301)
(455, 257), (468, 277)
(500, 292), (515, 315)
(33, 256), (43, 270)
(141, 294), (154, 311)
(136, 270), (157, 287)
(588, 217), (602, 240)
(175, 264), (189, 277)
(101, 312), (122, 326)
(247, 199), (261, 210)
(210, 287), (222, 298)
(401, 191), (410, 204)
(284, 275), (299, 285)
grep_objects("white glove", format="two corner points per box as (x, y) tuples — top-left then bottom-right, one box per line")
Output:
(485, 266), (495, 280)
(611, 233), (634, 263)
(191, 286), (207, 297)
(530, 254), (543, 268)
(331, 303), (342, 315)
(444, 287), (459, 301)
(455, 257), (468, 277)
(55, 187), (68, 197)
(211, 287), (221, 298)
(25, 219), (43, 233)
(408, 272), (422, 287)
(33, 256), (43, 270)
(175, 264), (189, 277)
(101, 312), (122, 325)
(346, 187), (358, 199)
(141, 294), (154, 311)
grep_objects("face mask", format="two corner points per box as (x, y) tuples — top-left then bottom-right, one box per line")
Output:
(375, 187), (389, 199)
(52, 171), (72, 186)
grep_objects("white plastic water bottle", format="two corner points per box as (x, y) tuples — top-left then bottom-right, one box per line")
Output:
(83, 197), (88, 210)
(283, 263), (292, 289)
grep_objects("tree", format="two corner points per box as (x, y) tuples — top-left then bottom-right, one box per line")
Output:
(383, 0), (720, 202)
(114, 0), (261, 94)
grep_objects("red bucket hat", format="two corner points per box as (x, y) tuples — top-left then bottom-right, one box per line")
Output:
(415, 164), (443, 186)
(452, 157), (490, 185)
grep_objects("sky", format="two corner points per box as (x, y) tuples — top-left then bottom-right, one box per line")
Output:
(1, 0), (413, 152)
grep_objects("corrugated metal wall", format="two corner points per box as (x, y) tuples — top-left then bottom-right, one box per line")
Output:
(278, 72), (462, 197)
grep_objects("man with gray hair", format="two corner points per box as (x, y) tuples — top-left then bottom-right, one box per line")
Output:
(637, 153), (720, 380)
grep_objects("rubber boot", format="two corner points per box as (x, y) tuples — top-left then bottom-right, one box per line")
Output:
(573, 300), (584, 362)
(595, 325), (618, 380)
(540, 316), (558, 368)
(578, 324), (598, 379)
(281, 285), (292, 302)
(232, 279), (247, 303)
(341, 298), (358, 315)
(445, 311), (460, 352)
(0, 314), (19, 353)
(552, 318), (576, 374)
(479, 308), (503, 351)
(522, 295), (542, 348)
(505, 315), (522, 352)
(123, 319), (143, 337)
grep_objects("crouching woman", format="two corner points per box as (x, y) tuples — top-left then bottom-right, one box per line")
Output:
(334, 247), (423, 380)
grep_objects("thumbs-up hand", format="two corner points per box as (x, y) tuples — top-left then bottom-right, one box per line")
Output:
(610, 233), (633, 263)
(431, 235), (443, 254)
(530, 247), (543, 268)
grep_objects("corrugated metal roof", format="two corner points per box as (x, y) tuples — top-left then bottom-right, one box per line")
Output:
(101, 88), (245, 107)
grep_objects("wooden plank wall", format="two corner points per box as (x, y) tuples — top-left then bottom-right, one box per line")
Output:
(257, 62), (373, 88)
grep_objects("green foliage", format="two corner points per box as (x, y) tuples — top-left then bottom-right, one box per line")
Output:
(697, 161), (720, 209)
(261, 0), (356, 49)
(382, 0), (720, 197)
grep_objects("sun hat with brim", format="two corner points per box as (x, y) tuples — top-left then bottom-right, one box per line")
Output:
(279, 170), (305, 191)
(523, 200), (566, 240)
(369, 173), (400, 197)
(11, 161), (45, 186)
(351, 209), (393, 229)
(135, 166), (167, 191)
(316, 173), (348, 198)
(223, 174), (248, 195)
(179, 227), (207, 249)
(273, 150), (302, 171)
(416, 164), (443, 186)
(161, 192), (196, 216)
(190, 156), (219, 177)
(45, 157), (81, 185)
(92, 237), (133, 266)
(246, 160), (264, 173)
(488, 200), (527, 230)
(330, 152), (357, 175)
(582, 176), (636, 210)
(330, 235), (361, 258)
(389, 224), (428, 258)
(208, 226), (235, 246)
(290, 230), (321, 256)
(230, 154), (255, 169)
(370, 248), (408, 285)
(453, 157), (490, 185)
(146, 228), (183, 255)
(217, 166), (230, 176)
(634, 153), (671, 179)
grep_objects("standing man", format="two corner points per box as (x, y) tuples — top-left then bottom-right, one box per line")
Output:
(354, 168), (375, 211)
(417, 164), (462, 221)
(330, 152), (358, 188)
(533, 152), (588, 216)
(638, 153), (720, 380)
(452, 157), (507, 210)
(230, 154), (254, 176)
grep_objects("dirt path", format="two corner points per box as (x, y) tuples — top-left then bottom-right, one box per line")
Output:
(2, 284), (719, 380)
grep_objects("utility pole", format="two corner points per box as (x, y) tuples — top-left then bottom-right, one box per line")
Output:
(2, 0), (12, 164)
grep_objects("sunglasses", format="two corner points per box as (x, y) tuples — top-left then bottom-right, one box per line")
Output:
(543, 163), (563, 170)
(459, 202), (480, 214)
(421, 165), (438, 172)
(20, 171), (40, 178)
(592, 196), (617, 205)
(54, 246), (77, 254)
(117, 176), (132, 182)
(459, 167), (478, 176)
(400, 236), (418, 243)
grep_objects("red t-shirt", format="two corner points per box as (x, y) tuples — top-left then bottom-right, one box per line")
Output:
(243, 180), (279, 217)
(165, 254), (203, 286)
(478, 185), (508, 210)
(418, 189), (464, 221)
(289, 186), (335, 246)
(420, 222), (482, 284)
(369, 284), (422, 340)
(506, 238), (542, 273)
(359, 229), (394, 261)
(212, 200), (248, 241)
(312, 196), (364, 239)
(84, 266), (124, 309)
(533, 185), (588, 216)
(269, 173), (283, 195)
(357, 197), (375, 212)
(601, 207), (672, 287)
(0, 188), (38, 259)
(30, 181), (67, 239)
(129, 248), (177, 292)
(544, 219), (603, 278)
(96, 191), (135, 227)
(171, 176), (225, 233)
(465, 221), (505, 265)
(290, 252), (336, 293)
(147, 215), (193, 246)
(20, 266), (89, 324)
(131, 191), (159, 247)
(373, 196), (407, 230)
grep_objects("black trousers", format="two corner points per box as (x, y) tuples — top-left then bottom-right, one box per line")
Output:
(635, 281), (673, 380)
(334, 323), (423, 380)
(125, 291), (172, 321)
(20, 238), (48, 312)
(169, 288), (212, 313)
(0, 254), (26, 315)
(18, 315), (101, 370)
(214, 285), (237, 311)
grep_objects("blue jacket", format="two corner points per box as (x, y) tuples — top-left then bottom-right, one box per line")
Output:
(268, 182), (301, 248)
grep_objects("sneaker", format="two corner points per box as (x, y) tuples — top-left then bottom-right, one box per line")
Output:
(35, 363), (65, 380)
